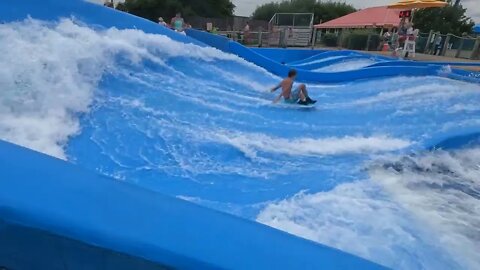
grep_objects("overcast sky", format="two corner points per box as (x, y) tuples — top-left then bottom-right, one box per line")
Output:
(232, 0), (479, 23)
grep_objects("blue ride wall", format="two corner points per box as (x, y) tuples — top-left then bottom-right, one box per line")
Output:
(0, 140), (386, 270)
(251, 48), (327, 63)
(186, 28), (442, 83)
(0, 0), (387, 269)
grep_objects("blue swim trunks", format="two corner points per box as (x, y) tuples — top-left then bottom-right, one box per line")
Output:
(284, 87), (300, 104)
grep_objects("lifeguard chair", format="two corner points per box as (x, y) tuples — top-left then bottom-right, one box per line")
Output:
(403, 33), (417, 57)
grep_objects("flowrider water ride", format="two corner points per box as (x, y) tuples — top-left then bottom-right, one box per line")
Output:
(1, 0), (479, 269)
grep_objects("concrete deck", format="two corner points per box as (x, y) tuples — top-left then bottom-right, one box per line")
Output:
(370, 51), (480, 72)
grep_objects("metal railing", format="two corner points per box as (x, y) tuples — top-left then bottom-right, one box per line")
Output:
(418, 31), (480, 59)
(269, 13), (314, 47)
(312, 29), (480, 60)
(268, 13), (314, 28)
(215, 31), (284, 47)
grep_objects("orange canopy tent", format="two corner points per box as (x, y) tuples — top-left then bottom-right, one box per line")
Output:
(314, 6), (400, 29)
(387, 0), (448, 9)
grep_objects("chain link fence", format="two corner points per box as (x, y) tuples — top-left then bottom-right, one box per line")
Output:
(313, 29), (480, 60)
(215, 30), (295, 48)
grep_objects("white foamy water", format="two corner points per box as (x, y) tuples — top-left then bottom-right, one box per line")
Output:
(3, 16), (480, 270)
(293, 55), (346, 66)
(258, 147), (480, 270)
(352, 82), (479, 107)
(212, 132), (411, 159)
(370, 148), (480, 270)
(0, 18), (258, 158)
(314, 59), (377, 73)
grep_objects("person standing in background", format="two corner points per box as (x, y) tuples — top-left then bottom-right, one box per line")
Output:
(103, 0), (114, 8)
(158, 17), (167, 27)
(434, 33), (443, 55)
(243, 22), (250, 44)
(428, 32), (436, 54)
(171, 13), (185, 32)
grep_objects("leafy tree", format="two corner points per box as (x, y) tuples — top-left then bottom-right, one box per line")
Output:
(313, 2), (356, 24)
(251, 0), (356, 24)
(413, 0), (474, 35)
(123, 0), (235, 22)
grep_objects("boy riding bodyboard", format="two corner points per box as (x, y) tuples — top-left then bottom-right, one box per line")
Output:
(271, 69), (316, 106)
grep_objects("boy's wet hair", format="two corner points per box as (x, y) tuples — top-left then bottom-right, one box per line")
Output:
(288, 69), (297, 78)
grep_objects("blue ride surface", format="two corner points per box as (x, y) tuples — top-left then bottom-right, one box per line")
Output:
(0, 140), (384, 270)
(0, 0), (480, 269)
(186, 29), (480, 82)
(186, 29), (443, 83)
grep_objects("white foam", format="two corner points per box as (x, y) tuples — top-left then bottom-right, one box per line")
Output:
(258, 147), (480, 269)
(0, 18), (261, 158)
(447, 103), (480, 113)
(370, 148), (480, 270)
(293, 55), (346, 66)
(0, 19), (101, 158)
(314, 59), (377, 73)
(362, 82), (477, 105)
(211, 132), (411, 159)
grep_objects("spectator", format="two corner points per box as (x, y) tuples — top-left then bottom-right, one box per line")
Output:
(103, 0), (114, 8)
(428, 33), (437, 54)
(397, 18), (408, 47)
(171, 12), (185, 32)
(398, 18), (407, 36)
(383, 30), (392, 42)
(434, 33), (443, 55)
(243, 22), (250, 44)
(413, 29), (419, 40)
(158, 17), (167, 27)
(406, 23), (414, 38)
(391, 28), (400, 56)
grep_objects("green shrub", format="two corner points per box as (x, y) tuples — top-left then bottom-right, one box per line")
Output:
(338, 29), (381, 50)
(322, 33), (338, 47)
(366, 34), (381, 51)
(338, 31), (351, 47)
(348, 33), (369, 50)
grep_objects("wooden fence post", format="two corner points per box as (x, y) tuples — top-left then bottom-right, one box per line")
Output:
(365, 34), (372, 51)
(455, 37), (465, 58)
(424, 30), (434, 53)
(311, 27), (317, 49)
(470, 37), (480, 60)
(441, 34), (451, 56)
(258, 27), (264, 47)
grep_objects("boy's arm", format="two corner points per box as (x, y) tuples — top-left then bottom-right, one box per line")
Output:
(273, 92), (283, 103)
(270, 81), (282, 92)
(273, 85), (290, 103)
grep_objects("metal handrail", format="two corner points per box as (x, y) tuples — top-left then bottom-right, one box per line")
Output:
(268, 13), (314, 28)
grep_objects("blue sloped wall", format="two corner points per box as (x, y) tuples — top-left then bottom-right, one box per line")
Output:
(0, 139), (387, 269)
(186, 28), (442, 83)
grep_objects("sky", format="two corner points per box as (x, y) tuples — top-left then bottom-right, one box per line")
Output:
(232, 0), (479, 23)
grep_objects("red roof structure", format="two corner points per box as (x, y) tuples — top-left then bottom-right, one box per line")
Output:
(314, 6), (401, 29)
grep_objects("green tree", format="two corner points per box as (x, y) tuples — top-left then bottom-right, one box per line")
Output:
(123, 0), (235, 22)
(413, 0), (474, 35)
(251, 0), (356, 24)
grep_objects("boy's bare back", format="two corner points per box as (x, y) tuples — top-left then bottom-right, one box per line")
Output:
(280, 77), (294, 98)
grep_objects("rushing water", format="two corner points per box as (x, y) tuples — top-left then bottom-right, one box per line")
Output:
(1, 19), (480, 269)
(314, 59), (379, 72)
